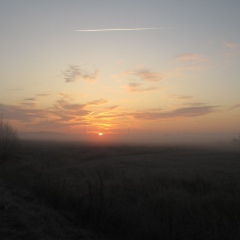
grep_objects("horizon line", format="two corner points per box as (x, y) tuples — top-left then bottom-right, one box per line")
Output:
(75, 27), (165, 32)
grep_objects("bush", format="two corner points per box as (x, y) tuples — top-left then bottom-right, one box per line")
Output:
(0, 117), (19, 162)
(232, 133), (240, 149)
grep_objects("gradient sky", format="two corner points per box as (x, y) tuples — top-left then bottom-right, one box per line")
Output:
(0, 1), (240, 142)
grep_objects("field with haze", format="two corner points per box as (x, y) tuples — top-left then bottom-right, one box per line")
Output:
(1, 1), (240, 238)
(1, 139), (240, 240)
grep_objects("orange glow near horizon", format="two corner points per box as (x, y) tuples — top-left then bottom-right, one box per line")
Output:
(98, 132), (103, 136)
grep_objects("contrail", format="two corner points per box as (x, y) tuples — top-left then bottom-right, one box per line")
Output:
(75, 27), (164, 32)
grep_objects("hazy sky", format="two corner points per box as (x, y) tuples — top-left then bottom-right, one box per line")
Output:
(0, 1), (240, 141)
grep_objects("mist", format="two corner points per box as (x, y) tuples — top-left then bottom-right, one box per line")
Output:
(19, 130), (237, 148)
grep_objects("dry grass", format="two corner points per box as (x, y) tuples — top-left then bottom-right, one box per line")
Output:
(0, 118), (19, 163)
(1, 140), (240, 239)
(0, 178), (98, 240)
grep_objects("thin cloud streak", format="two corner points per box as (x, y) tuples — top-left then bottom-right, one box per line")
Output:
(127, 83), (159, 92)
(23, 98), (36, 101)
(175, 53), (208, 62)
(224, 41), (240, 48)
(63, 65), (98, 83)
(75, 27), (164, 32)
(0, 99), (220, 134)
(133, 105), (218, 120)
(168, 95), (193, 100)
(227, 103), (240, 111)
(125, 68), (163, 82)
(88, 99), (108, 106)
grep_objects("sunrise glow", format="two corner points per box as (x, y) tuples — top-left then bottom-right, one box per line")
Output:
(0, 1), (239, 144)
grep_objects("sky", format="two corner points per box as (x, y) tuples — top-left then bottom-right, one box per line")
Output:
(0, 0), (240, 143)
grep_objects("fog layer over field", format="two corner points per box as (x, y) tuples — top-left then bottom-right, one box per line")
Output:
(1, 140), (240, 239)
(19, 131), (236, 146)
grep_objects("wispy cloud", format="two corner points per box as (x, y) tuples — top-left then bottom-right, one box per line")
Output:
(133, 105), (218, 120)
(21, 102), (36, 108)
(168, 94), (193, 100)
(127, 83), (159, 92)
(175, 53), (208, 62)
(36, 93), (51, 97)
(75, 27), (164, 32)
(123, 67), (162, 93)
(125, 68), (163, 82)
(224, 41), (240, 48)
(227, 103), (240, 111)
(0, 96), (109, 131)
(59, 93), (72, 99)
(63, 65), (98, 83)
(23, 98), (36, 101)
(177, 95), (193, 100)
(105, 105), (119, 110)
(87, 104), (219, 129)
(182, 102), (206, 107)
(88, 99), (108, 106)
(21, 97), (37, 107)
(223, 41), (240, 59)
(0, 104), (47, 122)
(54, 99), (86, 111)
(0, 95), (219, 134)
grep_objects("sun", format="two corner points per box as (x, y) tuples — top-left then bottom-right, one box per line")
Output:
(98, 132), (103, 136)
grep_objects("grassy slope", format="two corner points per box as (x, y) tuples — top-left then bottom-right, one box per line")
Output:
(0, 177), (101, 240)
(1, 140), (240, 240)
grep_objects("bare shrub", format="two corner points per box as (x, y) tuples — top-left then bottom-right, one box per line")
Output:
(232, 132), (240, 148)
(0, 117), (19, 162)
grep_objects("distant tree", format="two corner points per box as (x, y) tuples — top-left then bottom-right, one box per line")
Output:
(232, 132), (240, 147)
(0, 117), (19, 163)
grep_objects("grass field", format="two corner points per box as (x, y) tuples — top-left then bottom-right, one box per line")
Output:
(1, 140), (240, 239)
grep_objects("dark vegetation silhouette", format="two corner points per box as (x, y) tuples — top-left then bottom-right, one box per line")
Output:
(1, 139), (240, 240)
(232, 132), (240, 147)
(0, 117), (19, 163)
